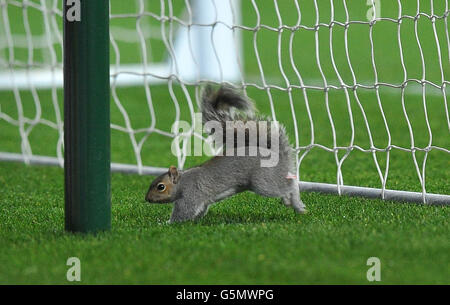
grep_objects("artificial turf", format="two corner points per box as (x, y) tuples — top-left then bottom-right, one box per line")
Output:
(0, 0), (449, 284)
(0, 161), (448, 284)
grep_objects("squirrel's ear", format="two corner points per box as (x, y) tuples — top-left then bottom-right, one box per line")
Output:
(168, 166), (179, 184)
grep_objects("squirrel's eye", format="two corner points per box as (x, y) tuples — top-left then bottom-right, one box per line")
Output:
(156, 183), (166, 192)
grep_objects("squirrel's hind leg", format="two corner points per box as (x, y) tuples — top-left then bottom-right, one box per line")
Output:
(285, 185), (307, 214)
(291, 195), (307, 214)
(281, 195), (292, 207)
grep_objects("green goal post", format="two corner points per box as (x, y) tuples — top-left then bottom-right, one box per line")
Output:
(63, 0), (111, 233)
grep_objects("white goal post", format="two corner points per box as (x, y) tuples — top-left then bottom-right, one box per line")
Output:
(0, 0), (449, 205)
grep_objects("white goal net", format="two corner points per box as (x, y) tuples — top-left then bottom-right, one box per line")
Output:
(0, 0), (449, 204)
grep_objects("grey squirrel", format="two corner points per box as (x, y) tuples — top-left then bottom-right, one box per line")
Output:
(145, 85), (307, 223)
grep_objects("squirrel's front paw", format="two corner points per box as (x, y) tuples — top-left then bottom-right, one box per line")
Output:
(169, 214), (194, 223)
(170, 200), (206, 223)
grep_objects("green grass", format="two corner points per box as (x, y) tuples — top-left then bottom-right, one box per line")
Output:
(0, 1), (449, 284)
(0, 162), (448, 284)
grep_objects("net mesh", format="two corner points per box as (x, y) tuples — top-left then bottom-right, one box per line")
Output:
(0, 0), (449, 200)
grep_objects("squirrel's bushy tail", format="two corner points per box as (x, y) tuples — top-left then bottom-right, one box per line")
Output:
(200, 85), (294, 166)
(201, 85), (255, 124)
